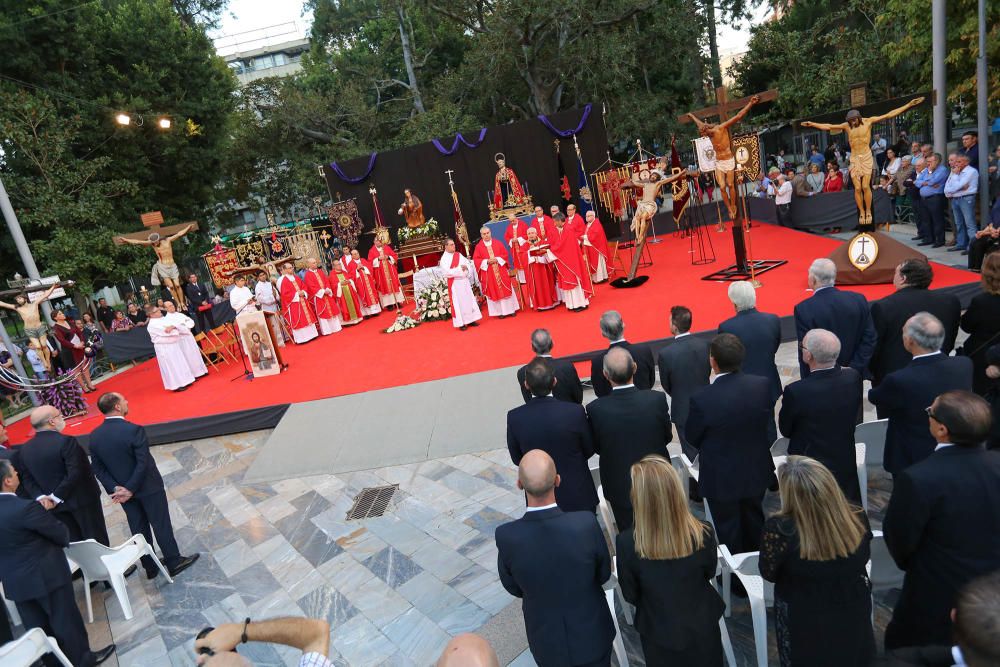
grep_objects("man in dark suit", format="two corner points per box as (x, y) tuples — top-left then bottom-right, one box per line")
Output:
(507, 359), (598, 513)
(95, 298), (115, 332)
(686, 334), (776, 554)
(0, 459), (115, 665)
(883, 391), (1000, 651)
(89, 392), (199, 580)
(718, 281), (782, 442)
(869, 313), (973, 475)
(516, 328), (583, 404)
(794, 258), (877, 378)
(496, 450), (615, 666)
(590, 310), (654, 397)
(779, 329), (864, 503)
(16, 405), (109, 545)
(657, 305), (710, 458)
(183, 273), (215, 332)
(869, 259), (961, 387)
(586, 347), (671, 530)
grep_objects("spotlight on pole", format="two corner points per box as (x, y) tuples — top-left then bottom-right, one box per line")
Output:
(157, 117), (172, 130)
(115, 113), (131, 126)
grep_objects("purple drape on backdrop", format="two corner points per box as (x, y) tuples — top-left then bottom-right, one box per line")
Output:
(537, 104), (592, 138)
(329, 152), (377, 183)
(431, 128), (488, 155)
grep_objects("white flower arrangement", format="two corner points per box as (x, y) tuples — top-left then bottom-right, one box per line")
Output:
(383, 313), (420, 333)
(416, 279), (452, 322)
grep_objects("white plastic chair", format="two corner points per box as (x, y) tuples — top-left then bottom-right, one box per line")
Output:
(719, 545), (773, 667)
(770, 436), (790, 458)
(603, 587), (629, 667)
(680, 454), (716, 529)
(0, 627), (73, 667)
(598, 491), (634, 626)
(855, 442), (868, 512)
(855, 419), (888, 471)
(589, 457), (602, 491)
(869, 530), (904, 590)
(65, 535), (173, 622)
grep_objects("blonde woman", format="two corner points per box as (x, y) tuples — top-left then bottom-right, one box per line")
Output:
(760, 456), (874, 667)
(615, 455), (724, 666)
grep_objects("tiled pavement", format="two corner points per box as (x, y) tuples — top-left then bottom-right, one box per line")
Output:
(66, 338), (913, 666)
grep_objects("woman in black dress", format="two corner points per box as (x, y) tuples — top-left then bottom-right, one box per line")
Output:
(760, 456), (874, 667)
(960, 253), (1000, 395)
(616, 455), (725, 667)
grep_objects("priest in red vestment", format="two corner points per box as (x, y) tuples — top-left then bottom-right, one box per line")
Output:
(523, 226), (559, 311)
(330, 263), (363, 325)
(583, 210), (611, 283)
(350, 249), (382, 316)
(473, 226), (519, 318)
(504, 213), (530, 284)
(367, 237), (405, 308)
(530, 206), (559, 245)
(303, 258), (342, 335)
(276, 262), (318, 344)
(550, 217), (594, 311)
(339, 250), (358, 278)
(565, 204), (587, 237)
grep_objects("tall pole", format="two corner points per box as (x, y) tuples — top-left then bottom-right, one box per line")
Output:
(931, 0), (947, 154)
(0, 174), (52, 322)
(976, 0), (989, 223)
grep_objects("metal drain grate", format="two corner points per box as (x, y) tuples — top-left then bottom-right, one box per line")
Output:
(346, 484), (399, 521)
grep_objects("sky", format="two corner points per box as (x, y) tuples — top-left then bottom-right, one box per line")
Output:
(214, 0), (767, 57)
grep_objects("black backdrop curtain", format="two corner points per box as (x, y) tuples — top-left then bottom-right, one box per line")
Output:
(322, 107), (612, 256)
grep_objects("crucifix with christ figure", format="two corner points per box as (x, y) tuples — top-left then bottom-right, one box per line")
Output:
(114, 211), (199, 308)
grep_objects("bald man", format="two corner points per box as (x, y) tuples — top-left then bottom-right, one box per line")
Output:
(496, 450), (615, 666)
(778, 329), (864, 503)
(15, 406), (110, 545)
(436, 634), (500, 667)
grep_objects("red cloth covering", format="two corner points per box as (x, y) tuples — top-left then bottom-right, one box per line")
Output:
(566, 213), (586, 238)
(584, 217), (611, 269)
(493, 167), (527, 210)
(504, 218), (530, 275)
(303, 268), (340, 319)
(367, 244), (403, 296)
(524, 241), (559, 310)
(530, 214), (558, 244)
(823, 172), (844, 192)
(473, 238), (514, 301)
(352, 259), (380, 309)
(551, 225), (595, 295)
(278, 273), (317, 329)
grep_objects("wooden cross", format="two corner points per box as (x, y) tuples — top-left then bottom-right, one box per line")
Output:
(113, 210), (199, 244)
(319, 230), (332, 248)
(677, 86), (778, 124)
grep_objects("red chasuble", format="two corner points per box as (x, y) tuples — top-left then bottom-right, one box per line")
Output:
(331, 269), (362, 322)
(278, 274), (316, 329)
(524, 241), (559, 310)
(303, 269), (340, 319)
(473, 238), (514, 301)
(367, 244), (403, 296)
(566, 213), (586, 238)
(584, 218), (611, 270)
(551, 225), (594, 294)
(504, 219), (530, 277)
(530, 215), (558, 244)
(353, 259), (380, 309)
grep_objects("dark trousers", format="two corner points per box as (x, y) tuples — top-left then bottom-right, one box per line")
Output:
(123, 491), (181, 575)
(923, 194), (946, 244)
(776, 203), (791, 227)
(573, 648), (612, 667)
(640, 628), (723, 667)
(706, 494), (765, 554)
(15, 583), (91, 666)
(0, 603), (12, 644)
(191, 307), (215, 333)
(54, 503), (109, 546)
(912, 194), (929, 241)
(969, 235), (1000, 271)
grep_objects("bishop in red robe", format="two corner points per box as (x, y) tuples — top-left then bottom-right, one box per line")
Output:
(530, 206), (559, 245)
(330, 264), (363, 325)
(473, 226), (519, 318)
(565, 204), (587, 238)
(350, 249), (382, 316)
(367, 238), (405, 308)
(550, 218), (594, 311)
(583, 210), (611, 283)
(504, 213), (530, 284)
(523, 226), (559, 311)
(276, 262), (318, 344)
(303, 258), (341, 335)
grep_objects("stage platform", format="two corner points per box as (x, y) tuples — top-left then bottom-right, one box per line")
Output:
(6, 222), (981, 446)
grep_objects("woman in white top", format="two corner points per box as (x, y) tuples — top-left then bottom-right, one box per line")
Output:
(882, 148), (901, 177)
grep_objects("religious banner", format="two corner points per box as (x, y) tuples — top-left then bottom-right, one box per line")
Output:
(593, 167), (630, 220)
(287, 231), (323, 269)
(732, 133), (763, 182)
(234, 238), (265, 267)
(694, 136), (717, 173)
(669, 139), (691, 227)
(203, 248), (239, 289)
(264, 229), (292, 264)
(328, 198), (364, 249)
(236, 310), (281, 377)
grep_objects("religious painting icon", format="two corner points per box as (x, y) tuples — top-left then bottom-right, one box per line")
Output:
(848, 232), (879, 271)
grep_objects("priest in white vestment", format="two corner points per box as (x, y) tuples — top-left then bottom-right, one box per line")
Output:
(439, 238), (482, 330)
(229, 275), (256, 316)
(163, 301), (208, 376)
(254, 270), (287, 345)
(146, 306), (201, 391)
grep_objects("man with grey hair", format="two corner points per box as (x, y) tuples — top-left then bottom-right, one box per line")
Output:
(516, 328), (582, 404)
(794, 258), (876, 378)
(586, 347), (671, 530)
(779, 329), (864, 502)
(590, 310), (655, 397)
(869, 312), (973, 475)
(719, 281), (782, 441)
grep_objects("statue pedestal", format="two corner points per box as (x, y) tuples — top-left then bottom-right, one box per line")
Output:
(829, 231), (926, 285)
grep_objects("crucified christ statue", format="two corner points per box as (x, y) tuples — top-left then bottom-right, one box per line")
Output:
(117, 223), (194, 308)
(0, 283), (60, 371)
(616, 159), (687, 282)
(687, 94), (760, 225)
(801, 97), (923, 227)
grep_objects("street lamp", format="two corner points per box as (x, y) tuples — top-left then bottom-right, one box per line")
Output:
(157, 117), (172, 130)
(115, 113), (131, 126)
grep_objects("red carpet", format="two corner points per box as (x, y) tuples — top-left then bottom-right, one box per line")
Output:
(7, 224), (978, 441)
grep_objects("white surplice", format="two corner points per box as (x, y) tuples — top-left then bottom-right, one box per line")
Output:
(147, 317), (197, 390)
(163, 312), (207, 377)
(439, 251), (483, 328)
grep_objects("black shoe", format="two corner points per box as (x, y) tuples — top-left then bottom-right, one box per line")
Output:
(92, 644), (116, 665)
(459, 325), (467, 331)
(917, 241), (932, 246)
(961, 250), (969, 255)
(146, 568), (160, 580)
(469, 321), (479, 327)
(947, 246), (965, 252)
(911, 235), (923, 241)
(125, 564), (137, 578)
(932, 242), (945, 248)
(168, 553), (200, 577)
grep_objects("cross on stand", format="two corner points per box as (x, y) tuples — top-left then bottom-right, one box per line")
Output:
(114, 211), (199, 306)
(677, 85), (778, 124)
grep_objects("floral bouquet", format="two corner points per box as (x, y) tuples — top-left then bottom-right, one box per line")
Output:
(383, 313), (420, 333)
(416, 279), (451, 322)
(397, 218), (441, 244)
(40, 371), (87, 418)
